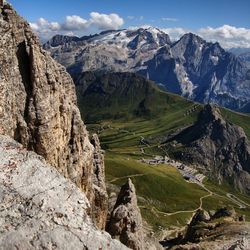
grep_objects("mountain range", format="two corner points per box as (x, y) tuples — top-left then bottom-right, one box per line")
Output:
(44, 27), (250, 112)
(1, 3), (250, 249)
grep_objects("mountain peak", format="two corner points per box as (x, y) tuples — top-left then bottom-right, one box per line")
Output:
(198, 103), (223, 123)
(45, 25), (250, 112)
(171, 104), (250, 193)
(179, 32), (206, 44)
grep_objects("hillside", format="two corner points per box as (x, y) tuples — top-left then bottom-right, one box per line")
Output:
(75, 71), (250, 236)
(168, 104), (250, 194)
(75, 71), (196, 123)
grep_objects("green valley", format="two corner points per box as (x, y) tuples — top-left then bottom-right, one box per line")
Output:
(77, 72), (250, 235)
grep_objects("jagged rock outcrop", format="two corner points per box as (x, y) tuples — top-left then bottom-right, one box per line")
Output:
(162, 208), (250, 250)
(107, 178), (145, 250)
(0, 135), (128, 250)
(184, 209), (211, 242)
(169, 104), (250, 193)
(0, 4), (107, 228)
(91, 134), (108, 229)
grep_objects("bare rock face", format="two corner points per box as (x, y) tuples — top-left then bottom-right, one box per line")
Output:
(107, 178), (145, 250)
(0, 4), (107, 228)
(91, 134), (108, 229)
(164, 208), (250, 250)
(171, 104), (250, 194)
(0, 135), (128, 250)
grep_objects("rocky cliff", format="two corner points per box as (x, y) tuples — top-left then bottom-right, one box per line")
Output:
(107, 178), (145, 250)
(170, 104), (250, 193)
(0, 135), (128, 250)
(91, 134), (108, 229)
(0, 4), (107, 229)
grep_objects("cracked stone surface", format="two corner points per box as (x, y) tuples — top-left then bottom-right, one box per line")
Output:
(107, 178), (145, 250)
(0, 135), (129, 250)
(0, 4), (107, 228)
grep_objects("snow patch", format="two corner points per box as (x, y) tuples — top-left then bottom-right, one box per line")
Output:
(210, 55), (219, 64)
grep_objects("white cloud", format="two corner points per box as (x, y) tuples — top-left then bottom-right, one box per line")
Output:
(198, 25), (250, 48)
(162, 25), (250, 48)
(161, 27), (190, 41)
(30, 12), (124, 42)
(30, 18), (61, 41)
(30, 14), (250, 49)
(62, 15), (88, 31)
(139, 16), (144, 21)
(161, 17), (178, 22)
(90, 12), (124, 30)
(127, 15), (145, 22)
(30, 18), (61, 32)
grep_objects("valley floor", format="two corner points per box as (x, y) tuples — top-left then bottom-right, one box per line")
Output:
(87, 116), (250, 239)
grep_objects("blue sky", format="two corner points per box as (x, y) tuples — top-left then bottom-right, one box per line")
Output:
(8, 0), (250, 48)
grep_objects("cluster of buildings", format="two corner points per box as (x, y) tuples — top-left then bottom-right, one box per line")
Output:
(141, 156), (176, 165)
(177, 165), (205, 184)
(141, 155), (205, 185)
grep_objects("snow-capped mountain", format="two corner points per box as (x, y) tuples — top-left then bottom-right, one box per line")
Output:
(44, 27), (250, 112)
(44, 27), (171, 76)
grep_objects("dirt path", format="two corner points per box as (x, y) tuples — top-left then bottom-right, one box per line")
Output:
(199, 192), (213, 209)
(225, 193), (250, 209)
(110, 173), (146, 183)
(145, 190), (213, 217)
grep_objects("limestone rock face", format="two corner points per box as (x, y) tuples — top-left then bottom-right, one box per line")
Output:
(171, 104), (250, 194)
(0, 4), (107, 228)
(0, 135), (128, 250)
(107, 178), (145, 250)
(91, 134), (108, 230)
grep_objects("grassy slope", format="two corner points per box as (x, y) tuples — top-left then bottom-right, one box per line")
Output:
(78, 73), (250, 233)
(106, 152), (207, 229)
